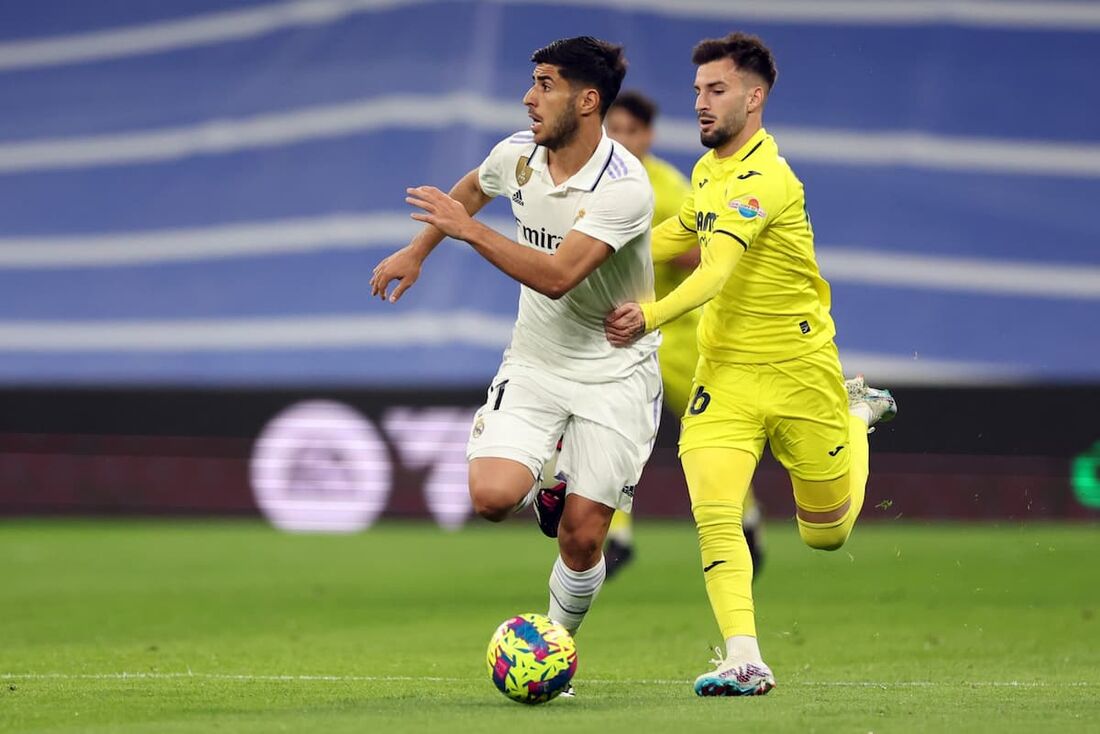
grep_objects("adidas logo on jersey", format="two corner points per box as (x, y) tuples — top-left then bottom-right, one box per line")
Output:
(512, 190), (524, 206)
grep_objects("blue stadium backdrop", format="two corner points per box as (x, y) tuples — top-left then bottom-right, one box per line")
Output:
(1, 0), (1098, 388)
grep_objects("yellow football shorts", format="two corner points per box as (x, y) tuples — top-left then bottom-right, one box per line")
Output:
(679, 341), (850, 481)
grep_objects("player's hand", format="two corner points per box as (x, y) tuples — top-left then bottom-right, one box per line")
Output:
(370, 246), (422, 303)
(406, 186), (473, 241)
(605, 302), (646, 347)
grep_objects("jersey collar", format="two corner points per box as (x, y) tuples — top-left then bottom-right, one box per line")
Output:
(526, 130), (617, 192)
(709, 127), (771, 170)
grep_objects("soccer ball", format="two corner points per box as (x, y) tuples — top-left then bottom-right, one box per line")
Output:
(486, 613), (577, 704)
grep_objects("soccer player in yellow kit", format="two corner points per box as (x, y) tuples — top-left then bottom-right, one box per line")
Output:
(604, 91), (766, 580)
(605, 33), (897, 696)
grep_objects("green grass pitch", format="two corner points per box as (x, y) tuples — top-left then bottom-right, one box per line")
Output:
(2, 519), (1097, 733)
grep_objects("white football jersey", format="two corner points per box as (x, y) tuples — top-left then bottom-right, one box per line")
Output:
(478, 129), (660, 384)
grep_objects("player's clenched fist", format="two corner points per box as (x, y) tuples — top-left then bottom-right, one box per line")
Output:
(371, 246), (423, 303)
(605, 302), (646, 347)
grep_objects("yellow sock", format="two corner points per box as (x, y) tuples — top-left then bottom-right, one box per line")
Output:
(607, 510), (633, 543)
(792, 415), (870, 550)
(682, 447), (758, 638)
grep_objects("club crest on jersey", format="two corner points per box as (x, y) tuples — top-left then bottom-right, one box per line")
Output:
(729, 197), (766, 220)
(515, 156), (534, 186)
(472, 415), (485, 439)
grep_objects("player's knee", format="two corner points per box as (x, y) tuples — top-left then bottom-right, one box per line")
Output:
(797, 520), (850, 551)
(692, 502), (744, 536)
(691, 502), (747, 559)
(558, 523), (602, 569)
(794, 491), (853, 551)
(471, 498), (510, 522)
(468, 481), (517, 522)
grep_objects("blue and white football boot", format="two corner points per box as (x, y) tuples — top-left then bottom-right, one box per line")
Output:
(694, 648), (776, 697)
(845, 374), (897, 432)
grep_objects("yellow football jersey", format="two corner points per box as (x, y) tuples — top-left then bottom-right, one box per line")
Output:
(676, 127), (835, 364)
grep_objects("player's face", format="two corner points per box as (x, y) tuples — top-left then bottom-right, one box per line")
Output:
(606, 107), (653, 160)
(523, 64), (581, 150)
(694, 59), (753, 150)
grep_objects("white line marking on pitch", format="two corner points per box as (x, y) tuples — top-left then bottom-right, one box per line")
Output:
(0, 672), (1092, 688)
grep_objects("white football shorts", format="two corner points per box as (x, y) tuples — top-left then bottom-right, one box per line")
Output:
(466, 356), (662, 512)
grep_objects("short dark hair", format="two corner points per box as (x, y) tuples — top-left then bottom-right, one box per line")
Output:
(691, 32), (777, 90)
(609, 90), (658, 127)
(531, 36), (627, 116)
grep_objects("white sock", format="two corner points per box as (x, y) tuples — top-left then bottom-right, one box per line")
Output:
(512, 480), (538, 513)
(516, 445), (561, 513)
(547, 555), (606, 634)
(850, 404), (873, 426)
(725, 634), (763, 664)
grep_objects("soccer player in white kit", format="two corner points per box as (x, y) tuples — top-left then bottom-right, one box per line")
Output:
(371, 37), (661, 642)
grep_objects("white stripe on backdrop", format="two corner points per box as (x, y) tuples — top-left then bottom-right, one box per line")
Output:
(0, 313), (1032, 384)
(0, 213), (436, 267)
(2, 94), (1100, 178)
(0, 313), (515, 350)
(1, 0), (1098, 72)
(2, 213), (1098, 302)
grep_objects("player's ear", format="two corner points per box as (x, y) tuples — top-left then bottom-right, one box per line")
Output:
(578, 88), (601, 117)
(747, 84), (766, 113)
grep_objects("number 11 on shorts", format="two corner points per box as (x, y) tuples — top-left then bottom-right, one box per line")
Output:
(493, 380), (510, 411)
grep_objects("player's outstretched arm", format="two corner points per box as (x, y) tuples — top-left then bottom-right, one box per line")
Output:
(605, 232), (745, 346)
(370, 169), (491, 303)
(650, 214), (699, 264)
(405, 185), (613, 299)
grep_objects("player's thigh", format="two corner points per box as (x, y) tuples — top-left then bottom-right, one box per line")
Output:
(678, 357), (767, 464)
(681, 446), (757, 506)
(467, 457), (542, 507)
(467, 363), (570, 489)
(764, 343), (850, 482)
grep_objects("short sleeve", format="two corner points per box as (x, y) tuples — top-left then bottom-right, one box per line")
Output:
(571, 177), (654, 252)
(477, 137), (513, 199)
(713, 172), (787, 250)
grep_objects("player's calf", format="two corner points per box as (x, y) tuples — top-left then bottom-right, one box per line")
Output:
(792, 464), (859, 551)
(557, 495), (613, 570)
(557, 523), (604, 571)
(795, 496), (853, 551)
(796, 520), (850, 551)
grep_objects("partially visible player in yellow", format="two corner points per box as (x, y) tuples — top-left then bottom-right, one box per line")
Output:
(605, 33), (897, 696)
(603, 90), (766, 580)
